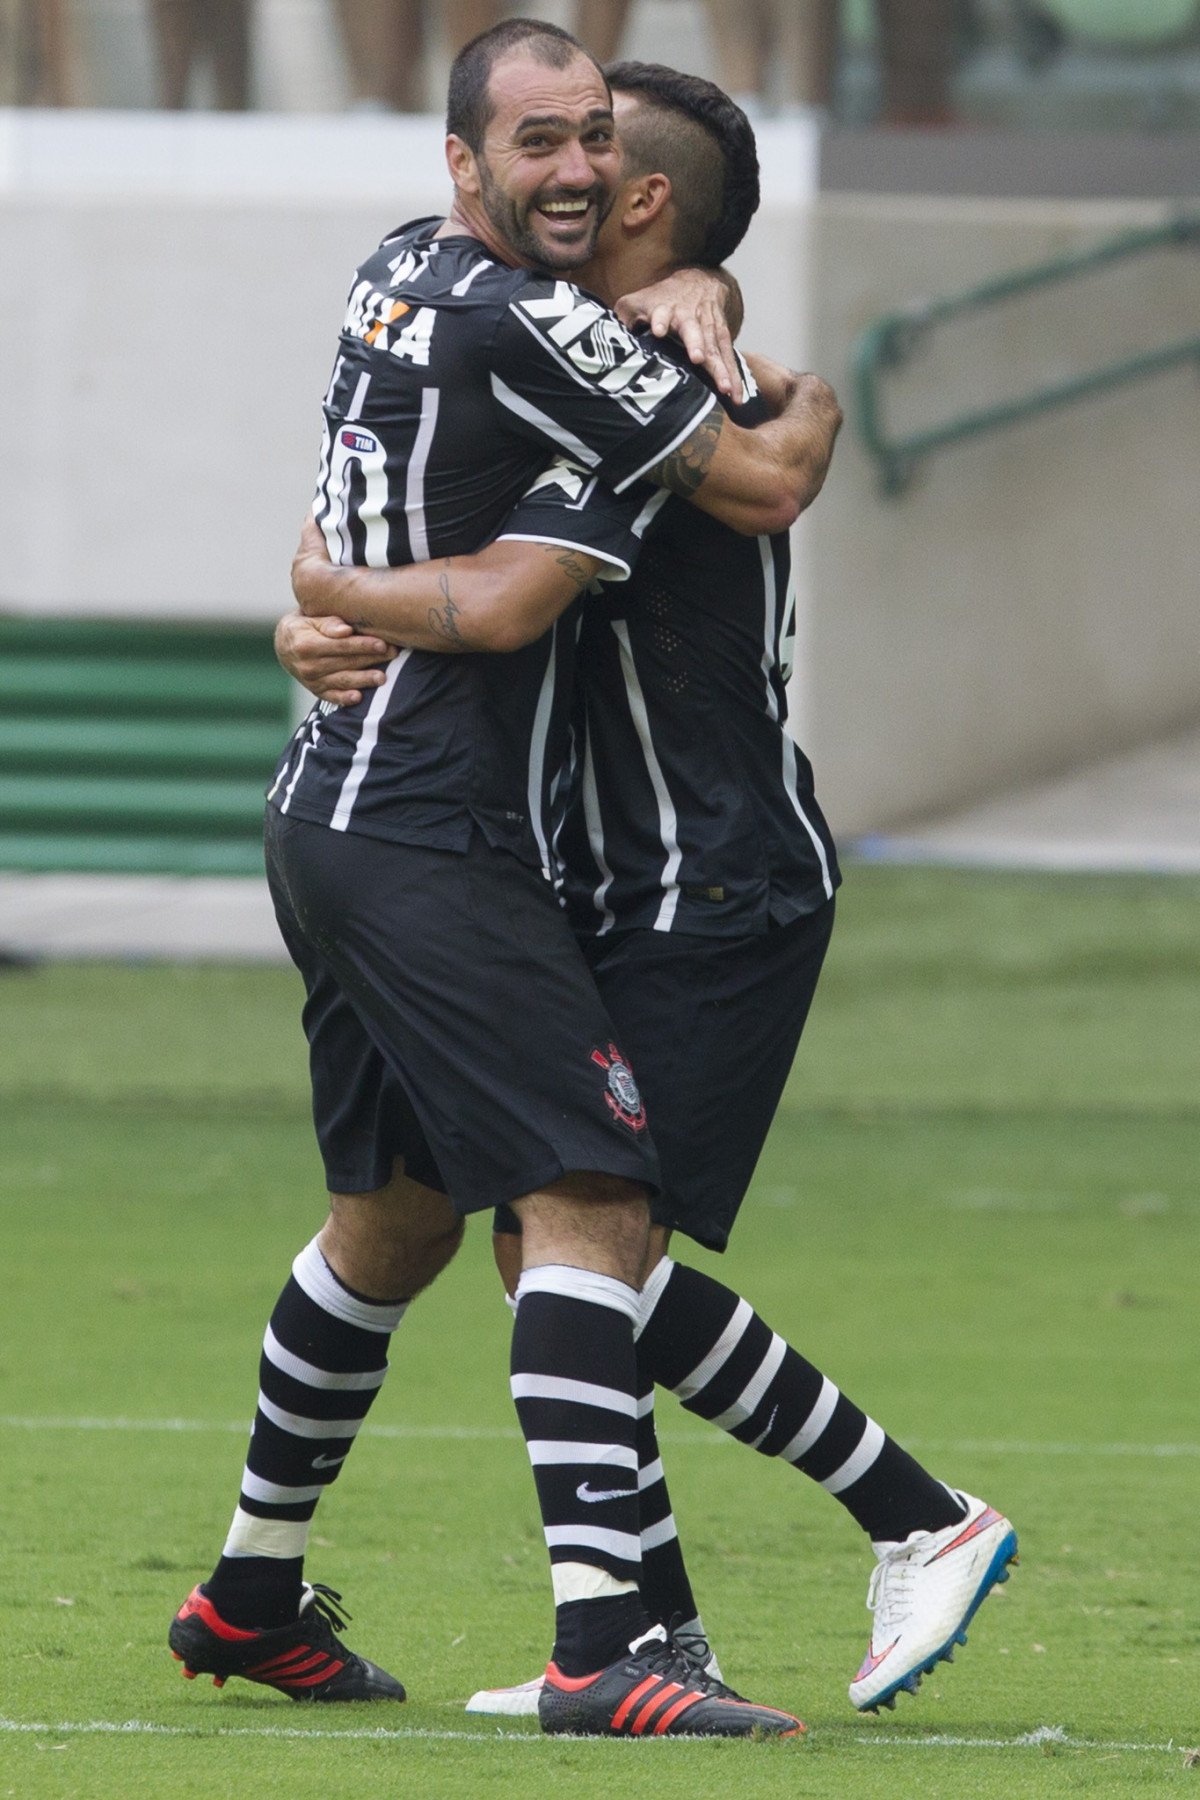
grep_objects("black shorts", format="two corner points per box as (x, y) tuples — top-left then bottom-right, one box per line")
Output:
(495, 903), (833, 1252)
(264, 808), (660, 1213)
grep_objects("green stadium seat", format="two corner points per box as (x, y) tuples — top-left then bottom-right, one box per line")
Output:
(0, 617), (293, 876)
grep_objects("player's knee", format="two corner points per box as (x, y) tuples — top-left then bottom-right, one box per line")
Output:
(404, 1210), (464, 1293)
(322, 1180), (462, 1298)
(513, 1174), (651, 1287)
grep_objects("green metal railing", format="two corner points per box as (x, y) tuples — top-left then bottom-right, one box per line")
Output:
(852, 215), (1200, 496)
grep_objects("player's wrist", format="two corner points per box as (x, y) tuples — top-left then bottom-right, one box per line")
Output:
(295, 561), (359, 619)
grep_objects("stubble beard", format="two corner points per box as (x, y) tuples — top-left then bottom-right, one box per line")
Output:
(478, 158), (610, 273)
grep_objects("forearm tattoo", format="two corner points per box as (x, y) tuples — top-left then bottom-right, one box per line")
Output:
(551, 547), (594, 593)
(648, 407), (724, 500)
(427, 568), (466, 648)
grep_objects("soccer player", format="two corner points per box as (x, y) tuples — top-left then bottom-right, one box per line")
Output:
(170, 18), (835, 1739)
(282, 59), (1019, 1721)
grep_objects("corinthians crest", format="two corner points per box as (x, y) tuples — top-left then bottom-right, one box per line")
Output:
(591, 1043), (647, 1133)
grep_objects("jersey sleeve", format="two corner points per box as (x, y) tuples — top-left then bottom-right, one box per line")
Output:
(494, 459), (651, 583)
(486, 278), (717, 496)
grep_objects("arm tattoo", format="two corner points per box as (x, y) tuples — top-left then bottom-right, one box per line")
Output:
(550, 547), (594, 594)
(647, 407), (724, 500)
(426, 569), (466, 648)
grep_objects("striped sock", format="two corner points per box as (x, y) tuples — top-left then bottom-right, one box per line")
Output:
(510, 1264), (650, 1677)
(637, 1260), (963, 1542)
(632, 1378), (698, 1631)
(204, 1236), (406, 1628)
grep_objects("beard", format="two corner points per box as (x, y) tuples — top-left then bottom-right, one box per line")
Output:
(477, 159), (611, 272)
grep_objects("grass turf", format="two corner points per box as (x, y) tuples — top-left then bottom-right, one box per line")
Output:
(1, 865), (1198, 1796)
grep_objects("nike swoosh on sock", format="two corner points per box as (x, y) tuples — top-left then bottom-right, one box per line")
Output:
(576, 1482), (637, 1504)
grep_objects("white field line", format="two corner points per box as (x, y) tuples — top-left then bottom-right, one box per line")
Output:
(1, 1417), (1199, 1458)
(0, 1718), (1182, 1754)
(0, 1417), (523, 1440)
(854, 1732), (1180, 1753)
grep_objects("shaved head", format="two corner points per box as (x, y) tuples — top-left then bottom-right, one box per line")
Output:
(608, 61), (760, 267)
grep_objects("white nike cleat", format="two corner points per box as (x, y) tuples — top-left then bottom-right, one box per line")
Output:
(849, 1491), (1018, 1713)
(465, 1674), (544, 1716)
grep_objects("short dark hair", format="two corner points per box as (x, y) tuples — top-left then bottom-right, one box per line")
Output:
(606, 61), (760, 268)
(447, 17), (610, 154)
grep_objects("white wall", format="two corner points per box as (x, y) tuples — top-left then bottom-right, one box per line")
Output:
(807, 193), (1200, 831)
(0, 112), (451, 620)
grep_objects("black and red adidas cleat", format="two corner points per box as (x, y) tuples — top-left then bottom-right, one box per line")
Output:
(538, 1626), (803, 1738)
(168, 1582), (405, 1702)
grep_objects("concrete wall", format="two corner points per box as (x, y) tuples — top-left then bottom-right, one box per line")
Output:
(0, 112), (451, 622)
(1, 109), (1197, 831)
(808, 193), (1200, 831)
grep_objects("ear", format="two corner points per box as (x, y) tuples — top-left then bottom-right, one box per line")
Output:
(446, 134), (480, 197)
(621, 171), (672, 233)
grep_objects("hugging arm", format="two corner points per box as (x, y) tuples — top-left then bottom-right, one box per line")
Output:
(615, 265), (745, 401)
(290, 517), (602, 658)
(274, 610), (399, 708)
(645, 363), (843, 537)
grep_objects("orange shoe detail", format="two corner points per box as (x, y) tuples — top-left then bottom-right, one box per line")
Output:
(631, 1681), (685, 1734)
(277, 1663), (348, 1689)
(175, 1586), (259, 1643)
(609, 1673), (662, 1731)
(653, 1691), (706, 1734)
(246, 1647), (321, 1677)
(542, 1660), (603, 1694)
(253, 1651), (327, 1681)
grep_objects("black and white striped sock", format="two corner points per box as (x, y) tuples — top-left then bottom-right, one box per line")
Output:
(637, 1259), (964, 1542)
(504, 1288), (700, 1644)
(205, 1237), (406, 1628)
(632, 1379), (699, 1632)
(510, 1265), (650, 1677)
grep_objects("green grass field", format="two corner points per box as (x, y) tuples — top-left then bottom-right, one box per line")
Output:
(2, 866), (1198, 1797)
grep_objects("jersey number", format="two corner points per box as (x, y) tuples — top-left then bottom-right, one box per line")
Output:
(314, 426), (391, 568)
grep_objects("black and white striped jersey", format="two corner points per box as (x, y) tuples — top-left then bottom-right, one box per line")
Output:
(267, 216), (716, 863)
(509, 348), (841, 938)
